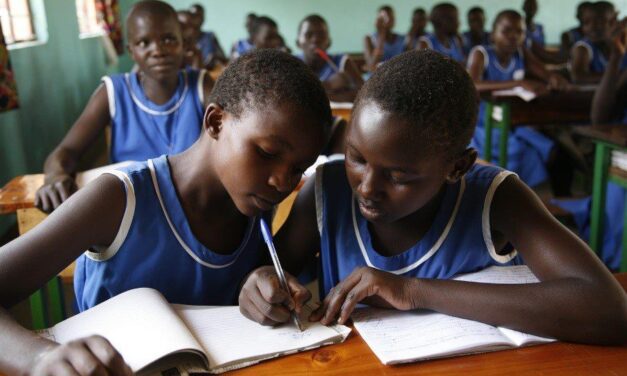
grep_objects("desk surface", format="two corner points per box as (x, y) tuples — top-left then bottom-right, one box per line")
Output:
(574, 124), (627, 147)
(486, 89), (593, 126)
(0, 174), (42, 214)
(227, 273), (627, 375)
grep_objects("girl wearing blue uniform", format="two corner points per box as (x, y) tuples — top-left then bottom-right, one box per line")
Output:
(188, 3), (227, 69)
(364, 5), (406, 71)
(239, 50), (627, 346)
(461, 7), (490, 56)
(35, 1), (213, 212)
(553, 31), (627, 270)
(560, 2), (592, 56)
(570, 1), (621, 84)
(0, 49), (332, 373)
(523, 0), (545, 47)
(418, 3), (465, 63)
(467, 10), (568, 188)
(296, 14), (364, 102)
(102, 69), (205, 163)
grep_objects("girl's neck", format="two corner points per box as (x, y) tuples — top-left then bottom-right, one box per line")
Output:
(494, 47), (515, 65)
(368, 184), (448, 257)
(435, 30), (451, 46)
(139, 71), (180, 105)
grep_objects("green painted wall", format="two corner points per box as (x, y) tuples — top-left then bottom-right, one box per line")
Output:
(0, 0), (117, 234)
(143, 0), (627, 56)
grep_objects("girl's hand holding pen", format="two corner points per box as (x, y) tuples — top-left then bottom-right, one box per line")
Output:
(239, 266), (311, 326)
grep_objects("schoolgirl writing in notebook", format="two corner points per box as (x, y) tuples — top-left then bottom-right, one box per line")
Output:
(0, 50), (331, 375)
(35, 0), (214, 212)
(239, 50), (627, 345)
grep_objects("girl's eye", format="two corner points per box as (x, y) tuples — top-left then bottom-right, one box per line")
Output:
(347, 150), (365, 164)
(257, 146), (278, 159)
(137, 40), (148, 48)
(164, 37), (177, 44)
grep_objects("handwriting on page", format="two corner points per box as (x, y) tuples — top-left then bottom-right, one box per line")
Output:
(352, 308), (511, 364)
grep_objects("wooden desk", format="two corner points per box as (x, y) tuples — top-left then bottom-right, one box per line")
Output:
(574, 124), (627, 272)
(482, 89), (593, 167)
(227, 273), (627, 375)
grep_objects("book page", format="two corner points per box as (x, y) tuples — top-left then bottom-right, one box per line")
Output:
(329, 101), (353, 110)
(492, 86), (537, 102)
(453, 266), (555, 346)
(37, 288), (205, 372)
(352, 308), (513, 365)
(174, 304), (351, 373)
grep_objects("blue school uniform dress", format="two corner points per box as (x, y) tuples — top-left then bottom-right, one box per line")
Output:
(468, 45), (553, 187)
(315, 159), (521, 297)
(572, 39), (627, 73)
(197, 31), (218, 64)
(525, 23), (545, 47)
(296, 53), (348, 82)
(102, 69), (205, 163)
(369, 33), (406, 62)
(551, 107), (627, 270)
(74, 156), (268, 311)
(419, 33), (465, 63)
(461, 31), (490, 55)
(232, 38), (254, 59)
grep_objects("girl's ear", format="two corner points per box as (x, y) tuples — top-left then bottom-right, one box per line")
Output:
(204, 103), (224, 140)
(446, 148), (478, 183)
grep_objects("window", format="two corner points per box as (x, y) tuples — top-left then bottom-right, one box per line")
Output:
(76, 0), (104, 37)
(0, 0), (36, 44)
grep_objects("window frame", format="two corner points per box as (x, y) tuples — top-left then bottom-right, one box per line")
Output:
(0, 0), (37, 45)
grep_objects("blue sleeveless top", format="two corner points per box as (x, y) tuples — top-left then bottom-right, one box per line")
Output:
(296, 53), (349, 82)
(419, 33), (465, 62)
(102, 70), (204, 163)
(572, 39), (627, 73)
(315, 159), (521, 297)
(461, 31), (490, 55)
(370, 33), (406, 62)
(197, 31), (218, 64)
(233, 38), (254, 58)
(525, 23), (545, 47)
(74, 156), (268, 311)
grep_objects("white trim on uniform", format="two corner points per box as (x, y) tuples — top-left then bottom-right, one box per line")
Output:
(352, 177), (467, 275)
(147, 159), (252, 269)
(101, 76), (116, 118)
(482, 170), (518, 263)
(338, 54), (349, 72)
(418, 35), (433, 49)
(124, 71), (189, 116)
(197, 69), (206, 105)
(315, 164), (325, 235)
(468, 45), (489, 71)
(85, 170), (136, 261)
(572, 40), (593, 65)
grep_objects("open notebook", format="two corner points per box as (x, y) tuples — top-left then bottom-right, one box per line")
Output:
(352, 266), (554, 365)
(37, 288), (351, 374)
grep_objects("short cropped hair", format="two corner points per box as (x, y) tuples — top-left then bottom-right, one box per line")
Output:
(354, 50), (478, 157)
(208, 49), (333, 131)
(492, 9), (523, 30)
(251, 16), (278, 36)
(298, 14), (327, 34)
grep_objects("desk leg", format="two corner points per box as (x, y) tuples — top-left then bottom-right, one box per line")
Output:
(589, 142), (610, 255)
(498, 103), (511, 168)
(484, 102), (493, 163)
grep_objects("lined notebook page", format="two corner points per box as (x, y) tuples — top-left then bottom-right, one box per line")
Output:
(38, 288), (204, 372)
(352, 308), (513, 365)
(174, 304), (351, 372)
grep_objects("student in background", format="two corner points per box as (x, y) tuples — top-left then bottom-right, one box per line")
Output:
(571, 1), (626, 84)
(467, 10), (568, 191)
(418, 3), (465, 63)
(35, 0), (214, 212)
(0, 50), (332, 375)
(561, 2), (593, 57)
(231, 13), (258, 60)
(239, 50), (627, 346)
(523, 0), (544, 47)
(364, 5), (406, 71)
(189, 3), (228, 69)
(177, 10), (203, 69)
(554, 18), (627, 271)
(296, 14), (364, 102)
(232, 16), (285, 59)
(405, 8), (428, 51)
(462, 7), (490, 55)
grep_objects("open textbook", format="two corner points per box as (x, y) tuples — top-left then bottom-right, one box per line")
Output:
(37, 288), (351, 374)
(352, 266), (555, 365)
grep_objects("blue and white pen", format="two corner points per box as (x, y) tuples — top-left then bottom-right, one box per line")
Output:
(259, 218), (304, 332)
